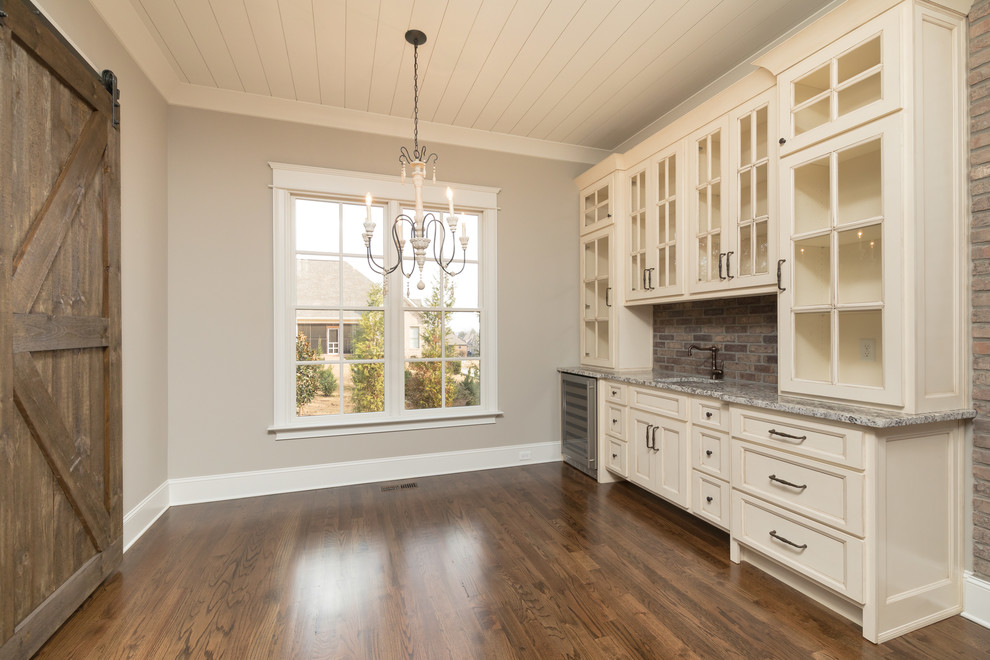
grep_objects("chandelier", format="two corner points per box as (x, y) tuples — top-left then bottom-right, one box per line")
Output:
(362, 29), (468, 291)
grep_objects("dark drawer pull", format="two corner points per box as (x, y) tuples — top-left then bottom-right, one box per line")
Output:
(705, 450), (713, 457)
(612, 453), (618, 459)
(768, 428), (807, 441)
(705, 411), (713, 418)
(769, 474), (807, 490)
(612, 418), (618, 424)
(769, 530), (807, 550)
(706, 496), (714, 503)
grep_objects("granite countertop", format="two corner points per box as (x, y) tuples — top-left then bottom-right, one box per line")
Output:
(558, 366), (977, 429)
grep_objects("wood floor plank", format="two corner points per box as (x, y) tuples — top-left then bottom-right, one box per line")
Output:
(36, 463), (990, 659)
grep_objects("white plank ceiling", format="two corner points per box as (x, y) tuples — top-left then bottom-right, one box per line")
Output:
(126, 0), (833, 151)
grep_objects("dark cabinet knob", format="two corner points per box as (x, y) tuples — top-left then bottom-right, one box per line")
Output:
(705, 411), (713, 418)
(779, 137), (786, 145)
(612, 418), (618, 424)
(706, 496), (714, 503)
(612, 453), (618, 459)
(706, 450), (713, 457)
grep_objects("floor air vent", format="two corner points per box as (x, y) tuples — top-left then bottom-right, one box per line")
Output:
(381, 482), (418, 492)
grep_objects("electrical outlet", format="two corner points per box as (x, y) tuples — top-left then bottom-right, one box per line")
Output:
(519, 451), (532, 461)
(859, 338), (876, 362)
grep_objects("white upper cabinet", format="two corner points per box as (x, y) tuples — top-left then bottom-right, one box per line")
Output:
(689, 89), (777, 294)
(777, 8), (902, 156)
(581, 178), (614, 235)
(776, 1), (967, 413)
(580, 225), (614, 368)
(625, 143), (685, 302)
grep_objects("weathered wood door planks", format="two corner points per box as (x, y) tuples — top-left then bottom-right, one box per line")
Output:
(0, 2), (122, 658)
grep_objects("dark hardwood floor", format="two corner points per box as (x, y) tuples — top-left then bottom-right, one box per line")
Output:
(36, 462), (990, 658)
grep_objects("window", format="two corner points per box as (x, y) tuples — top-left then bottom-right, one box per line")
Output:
(270, 163), (499, 438)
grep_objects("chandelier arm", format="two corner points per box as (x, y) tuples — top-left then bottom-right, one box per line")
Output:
(424, 214), (454, 270)
(366, 245), (400, 276)
(438, 247), (468, 277)
(394, 214), (418, 278)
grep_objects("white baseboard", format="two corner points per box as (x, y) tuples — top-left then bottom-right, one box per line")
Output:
(963, 571), (990, 630)
(123, 480), (170, 552)
(170, 441), (560, 505)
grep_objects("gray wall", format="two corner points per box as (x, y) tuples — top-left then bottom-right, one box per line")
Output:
(35, 0), (170, 514)
(166, 107), (583, 478)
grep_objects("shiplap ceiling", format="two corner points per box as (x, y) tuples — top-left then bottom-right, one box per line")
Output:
(120, 0), (833, 153)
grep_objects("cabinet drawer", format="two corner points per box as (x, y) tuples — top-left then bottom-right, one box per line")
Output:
(691, 426), (729, 480)
(606, 438), (628, 478)
(691, 397), (729, 431)
(732, 442), (864, 536)
(691, 471), (729, 530)
(732, 492), (864, 603)
(630, 387), (687, 420)
(731, 407), (865, 469)
(605, 404), (625, 438)
(604, 381), (627, 404)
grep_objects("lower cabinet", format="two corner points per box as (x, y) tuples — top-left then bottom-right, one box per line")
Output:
(628, 407), (689, 507)
(595, 378), (966, 643)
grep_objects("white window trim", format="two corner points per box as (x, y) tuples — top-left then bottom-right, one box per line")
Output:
(269, 162), (501, 439)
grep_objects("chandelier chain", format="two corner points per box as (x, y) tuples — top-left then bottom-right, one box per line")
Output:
(413, 40), (420, 157)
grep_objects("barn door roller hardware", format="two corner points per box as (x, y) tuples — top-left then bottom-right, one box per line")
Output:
(101, 69), (119, 127)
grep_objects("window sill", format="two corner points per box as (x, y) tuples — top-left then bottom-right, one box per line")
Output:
(269, 409), (504, 440)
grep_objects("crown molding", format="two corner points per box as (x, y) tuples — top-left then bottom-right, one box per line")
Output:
(86, 0), (607, 165)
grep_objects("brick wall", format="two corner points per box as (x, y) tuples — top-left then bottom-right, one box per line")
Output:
(972, 0), (990, 581)
(652, 295), (777, 384)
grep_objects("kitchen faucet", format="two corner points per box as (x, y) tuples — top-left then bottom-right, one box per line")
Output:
(688, 344), (723, 380)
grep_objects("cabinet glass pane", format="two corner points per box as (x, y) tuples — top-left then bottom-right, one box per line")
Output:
(596, 280), (609, 317)
(668, 199), (676, 235)
(711, 182), (721, 230)
(740, 169), (752, 221)
(584, 322), (594, 357)
(794, 97), (830, 136)
(584, 283), (594, 319)
(669, 245), (677, 285)
(658, 209), (667, 243)
(669, 157), (676, 192)
(837, 36), (881, 84)
(755, 163), (768, 217)
(739, 224), (753, 276)
(599, 186), (609, 204)
(794, 312), (831, 382)
(597, 321), (610, 359)
(838, 73), (881, 118)
(755, 220), (768, 274)
(658, 246), (667, 287)
(658, 160), (667, 197)
(794, 157), (830, 234)
(597, 236), (609, 275)
(837, 224), (882, 303)
(584, 241), (595, 279)
(740, 114), (753, 166)
(794, 64), (830, 105)
(710, 234), (721, 280)
(697, 188), (709, 233)
(756, 106), (768, 160)
(838, 310), (882, 387)
(698, 137), (709, 181)
(584, 193), (595, 227)
(711, 131), (721, 175)
(837, 138), (881, 225)
(794, 235), (831, 307)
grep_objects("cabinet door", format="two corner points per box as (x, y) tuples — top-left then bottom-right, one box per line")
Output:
(688, 116), (730, 294)
(777, 7), (902, 156)
(651, 145), (684, 298)
(581, 179), (613, 234)
(778, 115), (903, 406)
(628, 408), (689, 507)
(580, 226), (614, 367)
(628, 410), (657, 490)
(625, 164), (655, 301)
(728, 90), (777, 288)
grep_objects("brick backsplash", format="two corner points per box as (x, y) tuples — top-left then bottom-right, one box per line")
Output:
(971, 0), (990, 581)
(652, 295), (777, 384)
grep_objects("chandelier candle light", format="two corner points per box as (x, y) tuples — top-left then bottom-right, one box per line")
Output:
(362, 29), (469, 291)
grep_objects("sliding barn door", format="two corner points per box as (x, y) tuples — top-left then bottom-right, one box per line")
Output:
(0, 1), (122, 658)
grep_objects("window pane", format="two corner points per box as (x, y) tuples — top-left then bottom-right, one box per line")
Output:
(446, 263), (479, 309)
(344, 362), (384, 413)
(341, 202), (384, 257)
(296, 312), (340, 359)
(449, 312), (480, 357)
(342, 257), (384, 305)
(296, 364), (341, 417)
(344, 310), (384, 360)
(405, 361), (443, 410)
(295, 199), (339, 253)
(296, 256), (340, 307)
(446, 360), (480, 408)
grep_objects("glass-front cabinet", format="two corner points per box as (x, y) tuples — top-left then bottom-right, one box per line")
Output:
(689, 89), (776, 294)
(582, 179), (613, 234)
(778, 115), (902, 406)
(777, 8), (901, 156)
(626, 145), (683, 303)
(581, 226), (613, 368)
